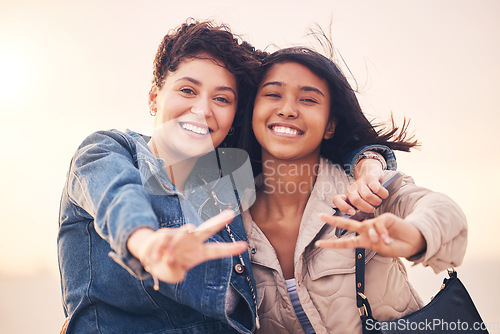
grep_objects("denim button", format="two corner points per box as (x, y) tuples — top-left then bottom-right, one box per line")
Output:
(234, 264), (245, 274)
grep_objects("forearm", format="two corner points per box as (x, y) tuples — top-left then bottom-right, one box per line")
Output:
(380, 173), (468, 272)
(67, 131), (159, 276)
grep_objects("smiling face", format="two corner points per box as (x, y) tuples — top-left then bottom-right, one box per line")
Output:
(149, 54), (237, 161)
(252, 61), (335, 162)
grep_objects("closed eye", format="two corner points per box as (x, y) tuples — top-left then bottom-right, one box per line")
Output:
(214, 96), (230, 104)
(264, 93), (281, 98)
(301, 98), (318, 104)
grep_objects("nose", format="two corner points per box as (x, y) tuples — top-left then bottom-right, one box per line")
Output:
(191, 97), (212, 117)
(277, 99), (298, 118)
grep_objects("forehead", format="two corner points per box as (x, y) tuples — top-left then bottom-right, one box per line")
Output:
(167, 54), (237, 89)
(260, 61), (328, 91)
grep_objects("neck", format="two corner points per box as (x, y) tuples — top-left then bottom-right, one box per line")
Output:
(148, 138), (198, 192)
(257, 152), (321, 217)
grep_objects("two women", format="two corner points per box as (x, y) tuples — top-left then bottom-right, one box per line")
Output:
(58, 21), (391, 333)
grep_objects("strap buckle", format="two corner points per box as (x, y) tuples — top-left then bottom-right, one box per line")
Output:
(358, 304), (368, 317)
(357, 292), (368, 316)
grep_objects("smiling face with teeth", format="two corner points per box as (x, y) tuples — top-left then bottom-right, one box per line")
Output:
(252, 61), (336, 162)
(148, 54), (237, 162)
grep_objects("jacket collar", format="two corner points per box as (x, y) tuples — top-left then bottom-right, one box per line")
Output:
(244, 157), (354, 272)
(294, 158), (350, 263)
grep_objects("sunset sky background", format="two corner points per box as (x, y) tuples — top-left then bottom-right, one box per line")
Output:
(1, 0), (499, 332)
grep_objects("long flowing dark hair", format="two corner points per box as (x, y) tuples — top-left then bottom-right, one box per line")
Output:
(238, 47), (419, 176)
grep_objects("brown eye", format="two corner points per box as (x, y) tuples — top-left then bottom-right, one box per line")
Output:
(180, 88), (195, 95)
(215, 97), (230, 104)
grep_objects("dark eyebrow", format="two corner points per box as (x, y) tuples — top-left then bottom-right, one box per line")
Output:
(262, 81), (324, 97)
(261, 81), (283, 88)
(176, 76), (236, 98)
(215, 86), (237, 98)
(301, 86), (324, 97)
(176, 76), (201, 86)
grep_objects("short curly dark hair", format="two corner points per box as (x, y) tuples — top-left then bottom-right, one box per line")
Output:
(152, 19), (266, 147)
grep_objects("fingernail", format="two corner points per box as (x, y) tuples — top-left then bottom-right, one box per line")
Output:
(385, 237), (394, 245)
(368, 227), (378, 242)
(347, 209), (356, 216)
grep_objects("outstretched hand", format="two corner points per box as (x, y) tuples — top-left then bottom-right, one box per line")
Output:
(333, 158), (388, 215)
(128, 210), (247, 284)
(315, 213), (426, 259)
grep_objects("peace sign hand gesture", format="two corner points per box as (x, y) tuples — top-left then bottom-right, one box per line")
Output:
(128, 210), (247, 285)
(315, 213), (426, 259)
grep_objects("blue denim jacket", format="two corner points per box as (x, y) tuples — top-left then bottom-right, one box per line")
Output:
(343, 144), (397, 176)
(58, 129), (257, 333)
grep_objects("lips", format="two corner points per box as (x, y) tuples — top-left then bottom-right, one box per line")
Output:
(179, 122), (210, 135)
(269, 124), (304, 136)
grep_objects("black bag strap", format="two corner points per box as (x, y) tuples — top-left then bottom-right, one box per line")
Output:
(353, 173), (403, 333)
(355, 246), (367, 333)
(355, 245), (376, 334)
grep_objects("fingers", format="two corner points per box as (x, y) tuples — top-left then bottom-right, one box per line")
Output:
(317, 213), (395, 250)
(203, 241), (248, 261)
(371, 217), (393, 245)
(319, 214), (364, 233)
(347, 183), (383, 212)
(345, 187), (374, 213)
(316, 235), (361, 249)
(149, 232), (174, 262)
(367, 180), (389, 200)
(194, 210), (235, 241)
(332, 194), (356, 216)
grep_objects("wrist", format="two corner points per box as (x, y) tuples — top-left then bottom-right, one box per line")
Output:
(410, 230), (427, 258)
(354, 157), (385, 180)
(127, 227), (155, 260)
(353, 152), (387, 178)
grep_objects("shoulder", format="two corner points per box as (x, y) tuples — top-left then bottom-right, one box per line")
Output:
(70, 129), (143, 171)
(78, 129), (137, 149)
(312, 157), (353, 199)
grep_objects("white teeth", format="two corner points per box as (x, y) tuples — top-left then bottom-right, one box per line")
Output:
(272, 126), (300, 135)
(182, 123), (209, 135)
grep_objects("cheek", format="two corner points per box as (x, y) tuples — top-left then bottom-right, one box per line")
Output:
(156, 93), (184, 119)
(217, 107), (237, 131)
(251, 102), (267, 130)
(251, 111), (262, 136)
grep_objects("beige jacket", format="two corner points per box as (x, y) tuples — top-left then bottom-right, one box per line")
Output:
(243, 158), (467, 334)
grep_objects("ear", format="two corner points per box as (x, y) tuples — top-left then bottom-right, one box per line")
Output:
(148, 84), (159, 110)
(323, 119), (336, 140)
